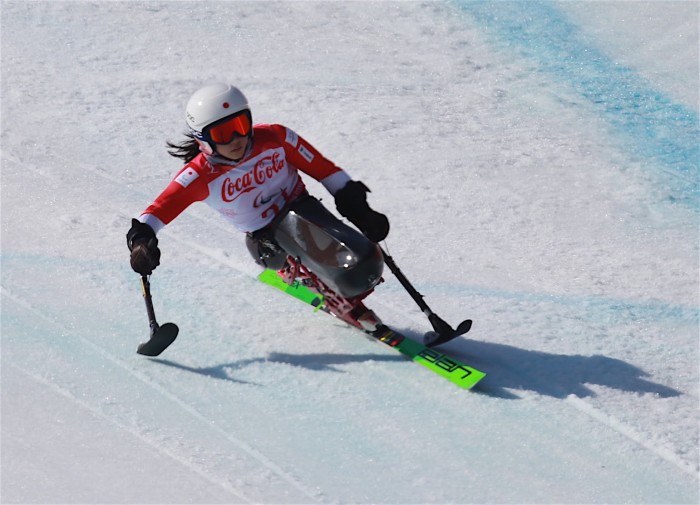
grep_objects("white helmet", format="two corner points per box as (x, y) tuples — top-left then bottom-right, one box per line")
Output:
(185, 83), (252, 154)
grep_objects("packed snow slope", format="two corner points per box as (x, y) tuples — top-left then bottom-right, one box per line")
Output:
(2, 1), (698, 503)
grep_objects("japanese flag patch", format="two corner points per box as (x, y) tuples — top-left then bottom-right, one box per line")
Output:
(174, 167), (199, 188)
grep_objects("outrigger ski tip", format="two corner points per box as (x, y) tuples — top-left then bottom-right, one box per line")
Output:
(379, 247), (473, 348)
(135, 275), (178, 356)
(137, 322), (179, 356)
(423, 314), (472, 347)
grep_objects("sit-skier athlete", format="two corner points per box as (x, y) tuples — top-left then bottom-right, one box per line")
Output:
(126, 83), (390, 331)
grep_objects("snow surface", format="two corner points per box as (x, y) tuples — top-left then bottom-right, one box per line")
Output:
(1, 1), (698, 503)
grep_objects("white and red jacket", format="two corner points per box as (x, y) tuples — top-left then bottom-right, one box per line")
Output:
(138, 124), (351, 233)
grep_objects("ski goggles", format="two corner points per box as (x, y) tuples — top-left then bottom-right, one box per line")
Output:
(204, 111), (252, 145)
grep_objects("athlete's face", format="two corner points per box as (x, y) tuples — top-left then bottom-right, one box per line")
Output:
(216, 135), (249, 161)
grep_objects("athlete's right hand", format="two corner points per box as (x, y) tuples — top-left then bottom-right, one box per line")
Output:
(126, 219), (161, 275)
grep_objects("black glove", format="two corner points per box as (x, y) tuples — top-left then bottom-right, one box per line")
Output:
(335, 181), (390, 243)
(126, 218), (160, 275)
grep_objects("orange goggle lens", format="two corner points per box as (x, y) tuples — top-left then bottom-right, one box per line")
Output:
(207, 113), (252, 144)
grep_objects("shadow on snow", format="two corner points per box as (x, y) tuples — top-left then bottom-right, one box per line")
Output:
(149, 352), (404, 384)
(446, 338), (682, 400)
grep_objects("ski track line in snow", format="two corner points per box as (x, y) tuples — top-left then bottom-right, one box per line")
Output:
(565, 395), (699, 478)
(0, 286), (326, 503)
(4, 360), (253, 503)
(415, 282), (699, 325)
(455, 334), (700, 478)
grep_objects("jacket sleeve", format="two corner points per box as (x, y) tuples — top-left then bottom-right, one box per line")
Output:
(138, 163), (210, 233)
(272, 124), (351, 195)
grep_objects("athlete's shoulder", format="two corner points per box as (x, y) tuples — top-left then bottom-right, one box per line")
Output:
(253, 123), (299, 147)
(176, 152), (209, 172)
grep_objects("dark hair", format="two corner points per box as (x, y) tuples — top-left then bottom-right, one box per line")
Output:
(166, 133), (201, 164)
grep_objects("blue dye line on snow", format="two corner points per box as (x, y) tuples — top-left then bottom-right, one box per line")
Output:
(401, 280), (699, 325)
(455, 1), (699, 207)
(460, 284), (698, 324)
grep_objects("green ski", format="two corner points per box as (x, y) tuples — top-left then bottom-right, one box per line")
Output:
(258, 269), (486, 389)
